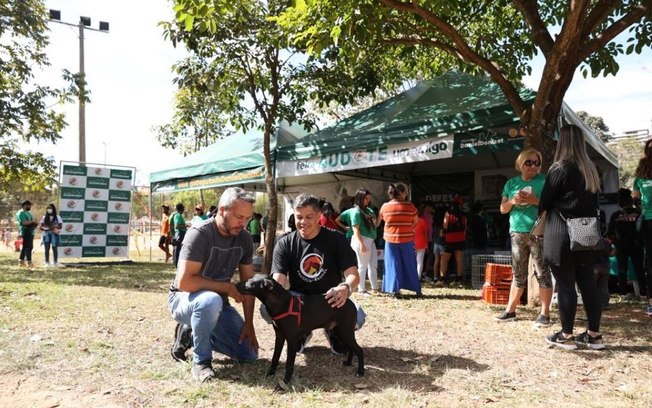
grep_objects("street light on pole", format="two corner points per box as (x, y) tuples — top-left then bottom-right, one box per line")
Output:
(49, 9), (109, 165)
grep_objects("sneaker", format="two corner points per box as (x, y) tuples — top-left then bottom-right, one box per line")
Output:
(534, 314), (551, 327)
(27, 261), (34, 268)
(171, 323), (193, 362)
(545, 331), (577, 350)
(192, 361), (216, 383)
(44, 262), (50, 268)
(494, 311), (516, 322)
(576, 331), (606, 350)
(18, 260), (26, 267)
(297, 332), (312, 354)
(324, 328), (346, 355)
(645, 305), (652, 316)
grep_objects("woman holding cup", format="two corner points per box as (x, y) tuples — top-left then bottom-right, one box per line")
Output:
(494, 149), (553, 325)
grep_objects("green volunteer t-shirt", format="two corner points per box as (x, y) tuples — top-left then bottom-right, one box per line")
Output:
(633, 177), (652, 220)
(501, 173), (546, 233)
(350, 207), (377, 240)
(16, 210), (35, 236)
(170, 212), (187, 235)
(339, 208), (355, 239)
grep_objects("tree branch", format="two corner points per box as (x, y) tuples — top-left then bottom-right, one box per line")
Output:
(581, 0), (619, 39)
(580, 0), (652, 60)
(378, 0), (530, 121)
(512, 0), (555, 56)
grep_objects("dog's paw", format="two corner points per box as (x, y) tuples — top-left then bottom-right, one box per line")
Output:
(342, 360), (352, 366)
(265, 369), (276, 378)
(355, 371), (365, 378)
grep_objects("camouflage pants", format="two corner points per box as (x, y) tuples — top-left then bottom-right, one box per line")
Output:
(510, 232), (552, 289)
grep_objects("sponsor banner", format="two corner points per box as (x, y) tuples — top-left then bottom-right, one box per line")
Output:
(82, 247), (106, 257)
(61, 187), (86, 199)
(107, 212), (130, 224)
(452, 128), (524, 156)
(84, 188), (109, 201)
(151, 166), (266, 193)
(83, 223), (108, 235)
(83, 211), (108, 224)
(107, 224), (127, 234)
(108, 201), (131, 213)
(106, 246), (127, 257)
(276, 135), (454, 177)
(110, 178), (130, 190)
(107, 235), (129, 246)
(84, 200), (109, 212)
(59, 164), (132, 259)
(108, 190), (131, 202)
(60, 234), (83, 247)
(62, 222), (83, 235)
(62, 199), (84, 211)
(110, 169), (133, 180)
(82, 235), (107, 247)
(63, 165), (87, 176)
(60, 211), (84, 223)
(61, 174), (87, 188)
(61, 247), (82, 257)
(86, 176), (110, 189)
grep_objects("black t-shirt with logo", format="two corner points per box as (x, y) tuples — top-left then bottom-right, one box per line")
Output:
(272, 227), (357, 295)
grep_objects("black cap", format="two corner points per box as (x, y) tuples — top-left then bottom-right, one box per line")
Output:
(161, 204), (170, 209)
(21, 200), (32, 206)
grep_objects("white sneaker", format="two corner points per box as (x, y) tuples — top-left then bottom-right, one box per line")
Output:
(52, 262), (59, 267)
(44, 263), (50, 268)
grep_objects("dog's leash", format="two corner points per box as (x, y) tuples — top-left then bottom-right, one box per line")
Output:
(271, 295), (302, 327)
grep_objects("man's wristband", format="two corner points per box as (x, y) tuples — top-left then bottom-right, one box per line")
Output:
(338, 282), (352, 297)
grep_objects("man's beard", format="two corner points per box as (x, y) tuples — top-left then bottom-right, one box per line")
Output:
(220, 214), (239, 237)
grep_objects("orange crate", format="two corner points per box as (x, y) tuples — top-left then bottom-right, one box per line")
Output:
(484, 263), (512, 287)
(481, 283), (510, 305)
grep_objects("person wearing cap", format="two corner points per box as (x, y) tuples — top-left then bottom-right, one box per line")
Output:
(16, 200), (38, 267)
(159, 205), (172, 263)
(191, 205), (208, 228)
(171, 203), (187, 268)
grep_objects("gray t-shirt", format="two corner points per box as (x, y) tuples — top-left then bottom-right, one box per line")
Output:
(170, 220), (253, 291)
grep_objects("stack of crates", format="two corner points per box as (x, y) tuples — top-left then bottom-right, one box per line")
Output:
(481, 263), (513, 305)
(471, 253), (511, 289)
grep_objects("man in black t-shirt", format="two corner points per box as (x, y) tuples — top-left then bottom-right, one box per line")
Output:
(167, 187), (259, 383)
(269, 193), (365, 354)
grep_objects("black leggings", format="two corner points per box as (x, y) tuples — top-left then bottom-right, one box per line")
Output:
(642, 220), (652, 297)
(615, 245), (644, 296)
(550, 258), (602, 334)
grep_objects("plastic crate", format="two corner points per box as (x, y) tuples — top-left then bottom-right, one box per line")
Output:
(481, 283), (510, 305)
(485, 263), (513, 287)
(471, 254), (512, 289)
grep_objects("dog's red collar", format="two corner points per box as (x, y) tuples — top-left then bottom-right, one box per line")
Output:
(271, 295), (302, 327)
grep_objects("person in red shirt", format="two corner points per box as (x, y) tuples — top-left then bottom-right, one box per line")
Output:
(318, 202), (340, 231)
(414, 205), (429, 281)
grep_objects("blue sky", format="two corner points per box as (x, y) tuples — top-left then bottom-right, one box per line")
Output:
(33, 0), (651, 185)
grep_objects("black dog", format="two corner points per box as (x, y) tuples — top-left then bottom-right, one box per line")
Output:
(236, 275), (364, 383)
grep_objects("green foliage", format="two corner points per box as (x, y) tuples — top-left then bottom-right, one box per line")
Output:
(577, 111), (612, 143)
(277, 0), (652, 148)
(0, 0), (81, 191)
(609, 138), (644, 187)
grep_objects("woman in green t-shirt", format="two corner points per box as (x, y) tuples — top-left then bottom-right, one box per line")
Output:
(494, 149), (553, 325)
(632, 139), (652, 316)
(349, 188), (379, 295)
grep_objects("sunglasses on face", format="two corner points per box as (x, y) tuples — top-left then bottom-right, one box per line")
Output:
(524, 160), (541, 167)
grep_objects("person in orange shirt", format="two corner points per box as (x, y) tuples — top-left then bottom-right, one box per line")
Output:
(159, 205), (172, 262)
(378, 183), (421, 298)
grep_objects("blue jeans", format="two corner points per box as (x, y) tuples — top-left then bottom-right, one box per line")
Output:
(168, 290), (258, 364)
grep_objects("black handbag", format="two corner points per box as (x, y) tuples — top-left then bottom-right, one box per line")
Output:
(560, 211), (602, 251)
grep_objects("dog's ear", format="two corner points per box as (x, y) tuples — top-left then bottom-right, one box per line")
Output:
(264, 278), (275, 291)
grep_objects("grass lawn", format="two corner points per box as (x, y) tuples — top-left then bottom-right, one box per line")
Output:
(1, 253), (651, 407)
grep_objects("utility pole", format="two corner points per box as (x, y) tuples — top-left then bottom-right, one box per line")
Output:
(49, 10), (109, 165)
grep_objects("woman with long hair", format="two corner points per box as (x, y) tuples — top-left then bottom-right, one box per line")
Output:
(319, 202), (340, 230)
(378, 183), (421, 298)
(39, 203), (63, 267)
(539, 124), (605, 350)
(348, 189), (379, 294)
(494, 149), (553, 325)
(632, 139), (652, 316)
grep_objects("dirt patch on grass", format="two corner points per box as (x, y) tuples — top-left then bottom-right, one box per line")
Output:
(1, 256), (651, 407)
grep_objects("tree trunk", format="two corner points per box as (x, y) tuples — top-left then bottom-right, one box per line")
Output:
(262, 123), (277, 275)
